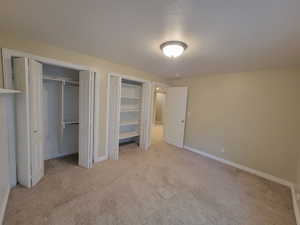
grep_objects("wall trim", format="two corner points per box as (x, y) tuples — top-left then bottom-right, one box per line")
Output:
(94, 155), (108, 163)
(0, 188), (9, 225)
(45, 152), (78, 161)
(183, 145), (293, 187)
(291, 185), (300, 225)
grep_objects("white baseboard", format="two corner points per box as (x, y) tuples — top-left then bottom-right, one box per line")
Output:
(94, 155), (108, 163)
(291, 185), (300, 225)
(45, 152), (77, 160)
(183, 145), (293, 187)
(0, 188), (9, 225)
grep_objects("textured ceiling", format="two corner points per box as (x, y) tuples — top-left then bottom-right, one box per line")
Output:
(1, 0), (300, 78)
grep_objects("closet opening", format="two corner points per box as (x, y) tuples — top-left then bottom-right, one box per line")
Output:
(107, 73), (152, 160)
(43, 64), (80, 174)
(119, 79), (142, 150)
(2, 49), (98, 188)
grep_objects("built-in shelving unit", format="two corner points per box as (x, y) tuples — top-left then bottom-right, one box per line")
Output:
(119, 79), (142, 143)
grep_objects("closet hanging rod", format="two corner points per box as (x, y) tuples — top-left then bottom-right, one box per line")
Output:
(43, 76), (79, 85)
(63, 121), (79, 125)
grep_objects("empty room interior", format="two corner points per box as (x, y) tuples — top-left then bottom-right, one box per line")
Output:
(1, 0), (300, 224)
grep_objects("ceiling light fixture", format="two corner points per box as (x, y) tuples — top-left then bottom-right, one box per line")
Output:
(160, 41), (188, 58)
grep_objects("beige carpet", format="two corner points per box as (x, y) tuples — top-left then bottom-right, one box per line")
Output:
(4, 142), (296, 225)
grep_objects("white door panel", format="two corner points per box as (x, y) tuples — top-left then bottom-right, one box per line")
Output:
(140, 82), (152, 149)
(107, 75), (121, 160)
(13, 57), (31, 188)
(79, 70), (94, 168)
(13, 58), (44, 187)
(29, 59), (44, 186)
(164, 87), (188, 148)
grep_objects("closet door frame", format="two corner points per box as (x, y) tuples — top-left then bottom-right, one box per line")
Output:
(2, 48), (100, 186)
(106, 73), (152, 159)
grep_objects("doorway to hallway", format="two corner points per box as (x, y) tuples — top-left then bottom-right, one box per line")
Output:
(151, 87), (166, 144)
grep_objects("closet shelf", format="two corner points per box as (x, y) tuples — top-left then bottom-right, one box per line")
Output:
(122, 83), (142, 89)
(0, 88), (21, 94)
(120, 105), (140, 112)
(121, 96), (141, 100)
(119, 131), (139, 140)
(63, 121), (79, 125)
(121, 108), (140, 112)
(44, 76), (79, 85)
(120, 120), (139, 126)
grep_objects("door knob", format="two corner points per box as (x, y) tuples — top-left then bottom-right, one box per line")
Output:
(181, 120), (185, 123)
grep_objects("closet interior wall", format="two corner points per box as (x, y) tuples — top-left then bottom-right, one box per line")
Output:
(43, 64), (79, 160)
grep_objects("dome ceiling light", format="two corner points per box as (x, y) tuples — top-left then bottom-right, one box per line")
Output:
(160, 41), (188, 58)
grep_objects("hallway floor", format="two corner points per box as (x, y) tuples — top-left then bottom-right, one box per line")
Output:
(4, 142), (296, 225)
(151, 124), (164, 144)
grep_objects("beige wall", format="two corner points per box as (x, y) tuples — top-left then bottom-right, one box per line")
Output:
(170, 69), (300, 183)
(0, 33), (166, 158)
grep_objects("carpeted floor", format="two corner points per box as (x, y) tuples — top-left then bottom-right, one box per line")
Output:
(4, 141), (296, 225)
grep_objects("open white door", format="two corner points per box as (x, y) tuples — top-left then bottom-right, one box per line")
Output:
(14, 57), (31, 188)
(164, 87), (188, 148)
(79, 71), (94, 168)
(107, 75), (121, 160)
(140, 82), (152, 149)
(29, 59), (44, 186)
(14, 58), (44, 187)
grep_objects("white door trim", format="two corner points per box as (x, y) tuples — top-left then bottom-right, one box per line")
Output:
(2, 48), (100, 186)
(2, 48), (97, 89)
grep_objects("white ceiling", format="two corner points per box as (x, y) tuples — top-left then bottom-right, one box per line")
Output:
(1, 0), (300, 78)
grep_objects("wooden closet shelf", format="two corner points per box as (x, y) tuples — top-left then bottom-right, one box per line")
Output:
(120, 120), (139, 126)
(119, 131), (139, 140)
(121, 96), (141, 99)
(0, 88), (21, 94)
(44, 76), (79, 85)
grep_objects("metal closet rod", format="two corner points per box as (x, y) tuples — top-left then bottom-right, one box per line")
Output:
(43, 76), (79, 86)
